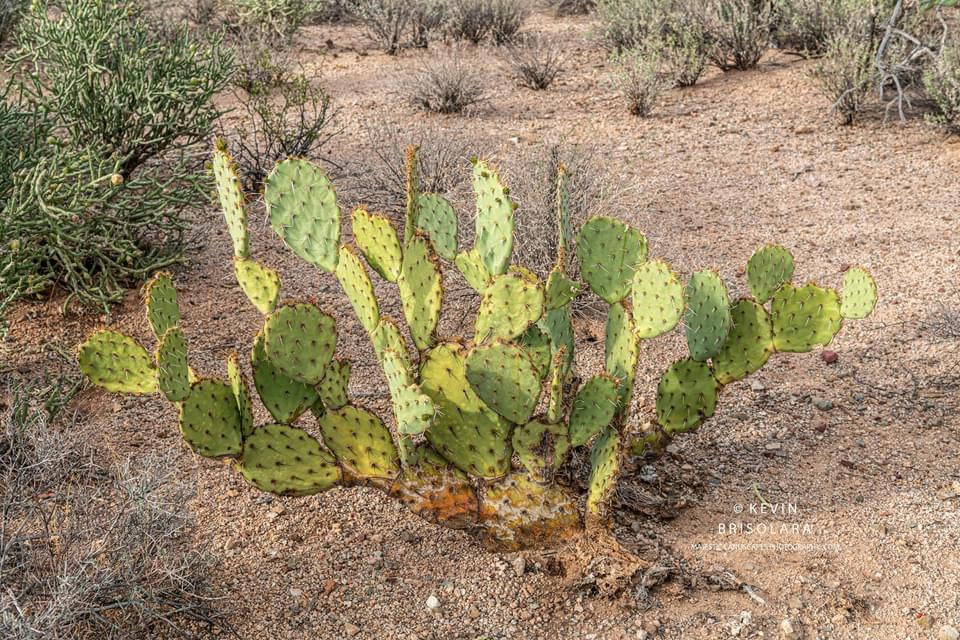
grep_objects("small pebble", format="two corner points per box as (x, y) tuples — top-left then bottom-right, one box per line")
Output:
(425, 594), (441, 611)
(940, 625), (960, 640)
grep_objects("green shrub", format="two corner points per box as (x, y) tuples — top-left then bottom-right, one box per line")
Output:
(663, 10), (708, 86)
(705, 0), (772, 71)
(923, 41), (960, 126)
(226, 0), (321, 43)
(773, 0), (872, 57)
(445, 0), (526, 45)
(596, 0), (662, 51)
(809, 32), (877, 125)
(0, 0), (27, 44)
(613, 42), (670, 116)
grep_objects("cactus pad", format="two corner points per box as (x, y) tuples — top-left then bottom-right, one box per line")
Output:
(840, 267), (877, 319)
(265, 158), (340, 272)
(569, 374), (620, 446)
(390, 445), (478, 529)
(144, 272), (179, 340)
(546, 347), (566, 423)
(539, 305), (574, 379)
(318, 405), (399, 480)
(212, 144), (249, 258)
(156, 328), (190, 402)
(381, 349), (434, 436)
(237, 424), (341, 496)
(518, 324), (551, 380)
(474, 272), (545, 343)
(684, 269), (732, 362)
(454, 248), (492, 292)
(416, 193), (458, 260)
(398, 234), (442, 350)
(234, 258), (281, 314)
(226, 353), (254, 439)
(317, 358), (350, 410)
(554, 166), (573, 268)
(712, 299), (774, 384)
(771, 283), (842, 352)
(544, 267), (580, 310)
(655, 358), (719, 434)
(372, 317), (411, 370)
(78, 331), (158, 394)
(577, 217), (647, 304)
(421, 343), (512, 478)
(605, 301), (638, 408)
(251, 331), (319, 423)
(352, 207), (402, 282)
(512, 420), (570, 482)
(586, 427), (621, 516)
(472, 159), (515, 276)
(179, 379), (243, 457)
(263, 303), (337, 385)
(465, 341), (542, 425)
(336, 245), (380, 335)
(747, 244), (794, 303)
(631, 259), (684, 339)
(479, 474), (580, 550)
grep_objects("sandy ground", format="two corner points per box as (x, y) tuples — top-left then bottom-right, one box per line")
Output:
(3, 9), (960, 640)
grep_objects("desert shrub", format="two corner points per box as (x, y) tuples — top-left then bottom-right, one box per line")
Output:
(351, 0), (414, 54)
(810, 32), (877, 125)
(226, 74), (338, 194)
(548, 0), (595, 16)
(704, 0), (772, 71)
(410, 0), (448, 48)
(401, 49), (487, 113)
(923, 40), (960, 126)
(662, 11), (708, 86)
(0, 0), (26, 44)
(613, 42), (670, 116)
(0, 378), (225, 638)
(774, 0), (872, 57)
(225, 0), (320, 43)
(595, 0), (662, 51)
(445, 0), (526, 45)
(232, 35), (294, 94)
(489, 0), (527, 44)
(503, 33), (562, 90)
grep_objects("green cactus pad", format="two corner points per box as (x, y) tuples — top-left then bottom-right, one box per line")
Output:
(475, 272), (545, 343)
(371, 317), (411, 370)
(577, 217), (647, 304)
(544, 267), (580, 310)
(336, 245), (380, 335)
(712, 299), (774, 384)
(351, 207), (402, 282)
(554, 166), (573, 269)
(144, 272), (179, 341)
(479, 473), (581, 550)
(546, 348), (566, 423)
(586, 427), (621, 516)
(263, 303), (337, 385)
(771, 283), (842, 352)
(454, 248), (492, 293)
(421, 343), (512, 478)
(251, 331), (319, 423)
(747, 244), (794, 303)
(569, 374), (620, 447)
(78, 330), (158, 394)
(605, 301), (638, 408)
(179, 379), (243, 458)
(381, 349), (434, 436)
(472, 159), (515, 277)
(226, 352), (254, 439)
(317, 358), (350, 410)
(631, 259), (684, 339)
(416, 193), (458, 260)
(684, 269), (732, 362)
(519, 324), (551, 380)
(398, 234), (442, 350)
(237, 423), (341, 496)
(234, 257), (281, 314)
(265, 158), (340, 272)
(539, 305), (574, 379)
(317, 405), (399, 480)
(156, 328), (190, 402)
(512, 419), (570, 482)
(655, 358), (719, 434)
(465, 341), (541, 424)
(212, 144), (249, 258)
(840, 267), (877, 319)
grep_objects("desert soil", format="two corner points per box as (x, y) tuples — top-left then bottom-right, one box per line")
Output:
(3, 9), (959, 640)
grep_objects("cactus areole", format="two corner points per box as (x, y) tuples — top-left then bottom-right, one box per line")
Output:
(77, 143), (878, 551)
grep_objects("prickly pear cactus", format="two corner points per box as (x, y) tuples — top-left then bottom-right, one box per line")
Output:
(76, 144), (878, 551)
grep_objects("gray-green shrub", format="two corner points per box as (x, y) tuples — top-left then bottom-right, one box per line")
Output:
(705, 0), (773, 71)
(923, 41), (960, 126)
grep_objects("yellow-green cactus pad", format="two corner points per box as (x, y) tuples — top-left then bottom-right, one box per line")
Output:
(586, 427), (620, 516)
(78, 330), (157, 394)
(577, 216), (647, 304)
(336, 245), (380, 335)
(234, 257), (280, 314)
(631, 259), (684, 339)
(416, 193), (458, 261)
(212, 143), (249, 258)
(472, 159), (515, 276)
(398, 234), (442, 350)
(546, 347), (566, 423)
(684, 269), (732, 362)
(264, 158), (340, 272)
(465, 341), (541, 425)
(539, 305), (574, 380)
(512, 419), (570, 482)
(771, 283), (842, 352)
(421, 343), (512, 478)
(156, 327), (190, 402)
(227, 352), (254, 439)
(475, 272), (545, 343)
(237, 423), (341, 496)
(712, 299), (774, 384)
(251, 331), (319, 423)
(454, 248), (492, 292)
(655, 358), (719, 434)
(554, 166), (573, 268)
(569, 374), (620, 447)
(372, 317), (411, 370)
(840, 266), (877, 320)
(318, 405), (399, 480)
(605, 301), (638, 408)
(381, 349), (435, 436)
(518, 324), (551, 380)
(144, 272), (179, 341)
(263, 302), (337, 385)
(747, 244), (794, 303)
(352, 207), (402, 282)
(544, 267), (580, 311)
(317, 358), (350, 410)
(179, 379), (243, 458)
